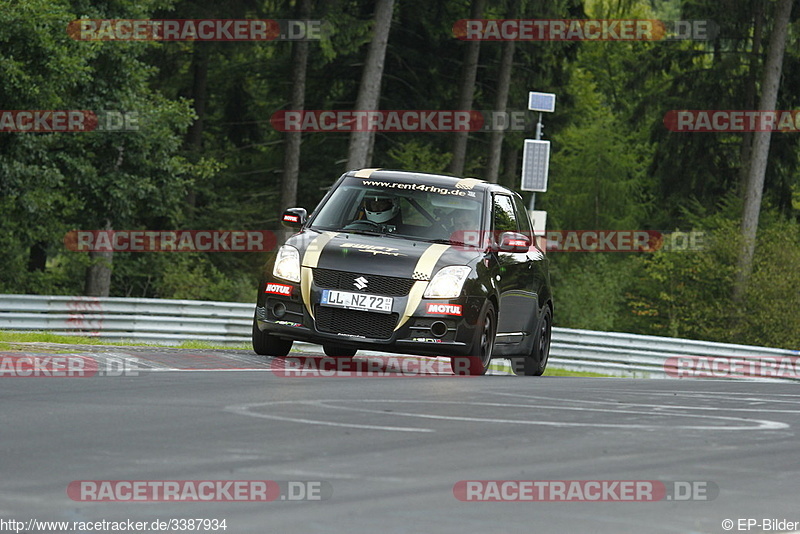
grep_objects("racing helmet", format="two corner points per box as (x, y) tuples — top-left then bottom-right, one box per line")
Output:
(363, 194), (400, 223)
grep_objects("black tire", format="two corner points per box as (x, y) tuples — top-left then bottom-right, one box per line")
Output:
(322, 344), (357, 358)
(252, 311), (293, 356)
(451, 300), (496, 376)
(511, 306), (552, 376)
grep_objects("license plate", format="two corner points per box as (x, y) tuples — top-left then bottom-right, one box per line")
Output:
(320, 290), (393, 314)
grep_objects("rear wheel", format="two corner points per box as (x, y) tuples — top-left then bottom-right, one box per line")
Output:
(252, 311), (293, 356)
(451, 301), (496, 376)
(323, 345), (357, 358)
(511, 306), (551, 376)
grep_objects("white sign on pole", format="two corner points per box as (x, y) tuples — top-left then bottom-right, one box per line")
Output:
(528, 210), (547, 236)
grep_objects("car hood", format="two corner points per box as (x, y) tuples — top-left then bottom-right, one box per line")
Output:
(288, 229), (480, 279)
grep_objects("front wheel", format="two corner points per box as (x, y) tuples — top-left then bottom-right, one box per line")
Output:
(511, 306), (551, 376)
(252, 311), (293, 356)
(451, 300), (496, 376)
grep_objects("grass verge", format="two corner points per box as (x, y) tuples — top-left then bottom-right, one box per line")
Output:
(0, 331), (615, 377)
(0, 331), (250, 350)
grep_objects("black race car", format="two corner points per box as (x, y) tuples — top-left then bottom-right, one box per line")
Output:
(253, 168), (553, 376)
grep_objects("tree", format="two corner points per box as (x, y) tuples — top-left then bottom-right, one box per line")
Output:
(280, 0), (312, 212)
(448, 0), (484, 176)
(0, 0), (196, 296)
(346, 0), (395, 170)
(737, 0), (765, 195)
(734, 0), (794, 301)
(485, 0), (518, 183)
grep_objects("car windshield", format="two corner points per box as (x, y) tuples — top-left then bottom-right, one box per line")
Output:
(310, 176), (484, 242)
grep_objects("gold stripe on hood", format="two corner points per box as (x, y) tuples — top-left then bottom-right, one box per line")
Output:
(395, 243), (450, 330)
(301, 232), (337, 319)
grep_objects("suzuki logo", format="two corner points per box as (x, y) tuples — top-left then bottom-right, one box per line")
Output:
(353, 276), (369, 290)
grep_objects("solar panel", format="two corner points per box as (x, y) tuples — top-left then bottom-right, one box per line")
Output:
(520, 140), (550, 192)
(528, 92), (556, 113)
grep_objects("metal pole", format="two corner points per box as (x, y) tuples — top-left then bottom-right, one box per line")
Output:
(535, 112), (543, 140)
(529, 112), (543, 211)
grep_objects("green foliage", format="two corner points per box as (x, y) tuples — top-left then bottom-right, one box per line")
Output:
(385, 140), (451, 173)
(550, 254), (636, 331)
(154, 254), (255, 303)
(546, 68), (653, 230)
(623, 213), (800, 349)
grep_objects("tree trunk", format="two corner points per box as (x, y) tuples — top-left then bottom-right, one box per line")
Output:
(84, 220), (113, 297)
(738, 0), (764, 195)
(346, 0), (394, 170)
(185, 42), (209, 209)
(84, 145), (124, 297)
(502, 145), (518, 188)
(281, 0), (311, 212)
(485, 0), (517, 183)
(186, 43), (209, 151)
(27, 242), (47, 272)
(448, 0), (485, 177)
(734, 0), (794, 302)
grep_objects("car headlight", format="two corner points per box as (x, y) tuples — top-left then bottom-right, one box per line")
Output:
(273, 245), (301, 283)
(423, 266), (471, 299)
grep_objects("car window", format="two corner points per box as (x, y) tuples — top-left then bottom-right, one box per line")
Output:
(512, 195), (532, 236)
(309, 176), (485, 241)
(492, 194), (517, 233)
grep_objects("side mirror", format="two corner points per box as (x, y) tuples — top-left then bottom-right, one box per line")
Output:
(496, 232), (531, 253)
(281, 208), (307, 229)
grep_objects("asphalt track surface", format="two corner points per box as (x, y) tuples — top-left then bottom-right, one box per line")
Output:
(2, 343), (800, 534)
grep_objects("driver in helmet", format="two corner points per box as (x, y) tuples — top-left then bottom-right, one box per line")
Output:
(362, 194), (401, 227)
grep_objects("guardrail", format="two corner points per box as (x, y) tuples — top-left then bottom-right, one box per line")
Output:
(0, 294), (253, 344)
(551, 328), (799, 381)
(1, 294), (797, 380)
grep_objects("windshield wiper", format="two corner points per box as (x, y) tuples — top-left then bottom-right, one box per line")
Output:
(340, 228), (383, 236)
(424, 237), (470, 247)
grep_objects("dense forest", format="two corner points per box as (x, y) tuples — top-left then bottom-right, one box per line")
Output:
(1, 0), (798, 348)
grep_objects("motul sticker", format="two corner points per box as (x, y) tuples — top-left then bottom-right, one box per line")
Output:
(426, 303), (462, 316)
(265, 283), (293, 296)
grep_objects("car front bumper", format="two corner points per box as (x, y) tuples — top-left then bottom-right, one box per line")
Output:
(255, 278), (485, 357)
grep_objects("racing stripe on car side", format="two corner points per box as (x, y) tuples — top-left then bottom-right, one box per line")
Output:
(301, 232), (337, 319)
(395, 243), (450, 330)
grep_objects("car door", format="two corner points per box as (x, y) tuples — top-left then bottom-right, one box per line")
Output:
(512, 193), (548, 327)
(491, 193), (535, 344)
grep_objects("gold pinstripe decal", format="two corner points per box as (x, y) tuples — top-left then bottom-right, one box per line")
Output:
(301, 232), (337, 319)
(354, 168), (381, 178)
(455, 177), (485, 190)
(395, 243), (450, 330)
